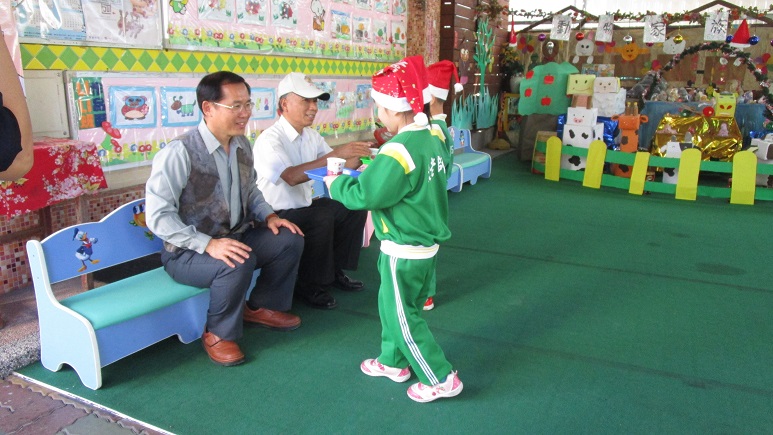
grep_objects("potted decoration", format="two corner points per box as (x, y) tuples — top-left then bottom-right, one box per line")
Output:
(501, 45), (524, 93)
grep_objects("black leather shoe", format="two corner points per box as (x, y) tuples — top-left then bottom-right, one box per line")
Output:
(296, 286), (338, 309)
(331, 270), (364, 292)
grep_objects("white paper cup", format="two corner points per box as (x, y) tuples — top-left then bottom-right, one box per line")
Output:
(327, 157), (346, 175)
(369, 147), (379, 159)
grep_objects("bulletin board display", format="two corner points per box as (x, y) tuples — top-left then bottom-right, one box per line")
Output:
(163, 0), (406, 61)
(11, 0), (164, 48)
(67, 72), (375, 171)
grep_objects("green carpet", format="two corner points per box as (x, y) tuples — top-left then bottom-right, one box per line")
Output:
(18, 153), (773, 433)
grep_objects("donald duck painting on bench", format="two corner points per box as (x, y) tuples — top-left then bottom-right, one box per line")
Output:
(73, 228), (100, 272)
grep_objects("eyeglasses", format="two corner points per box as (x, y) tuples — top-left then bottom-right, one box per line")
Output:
(211, 101), (255, 113)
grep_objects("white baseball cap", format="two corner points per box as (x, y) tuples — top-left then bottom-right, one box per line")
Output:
(277, 72), (330, 101)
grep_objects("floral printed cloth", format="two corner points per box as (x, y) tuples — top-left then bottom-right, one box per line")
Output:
(0, 138), (107, 217)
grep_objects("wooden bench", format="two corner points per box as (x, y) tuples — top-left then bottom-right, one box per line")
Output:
(26, 198), (210, 390)
(448, 127), (492, 187)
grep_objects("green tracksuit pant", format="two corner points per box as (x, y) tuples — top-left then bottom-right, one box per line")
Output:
(376, 252), (453, 386)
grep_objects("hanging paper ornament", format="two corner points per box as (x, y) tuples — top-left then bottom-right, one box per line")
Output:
(749, 35), (760, 46)
(575, 32), (584, 41)
(673, 34), (684, 44)
(623, 35), (633, 44)
(663, 35), (686, 55)
(538, 33), (546, 42)
(573, 35), (594, 64)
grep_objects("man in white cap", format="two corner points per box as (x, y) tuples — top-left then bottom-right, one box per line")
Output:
(253, 72), (372, 310)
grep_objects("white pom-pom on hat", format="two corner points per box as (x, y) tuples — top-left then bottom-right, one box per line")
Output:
(414, 112), (429, 126)
(454, 83), (464, 93)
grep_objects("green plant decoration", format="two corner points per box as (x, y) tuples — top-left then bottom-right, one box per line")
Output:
(474, 87), (499, 129)
(452, 94), (475, 130)
(474, 17), (495, 88)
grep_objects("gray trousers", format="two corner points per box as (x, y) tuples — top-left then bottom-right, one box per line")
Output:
(160, 225), (304, 341)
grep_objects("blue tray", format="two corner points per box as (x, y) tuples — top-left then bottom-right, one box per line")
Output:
(305, 166), (361, 181)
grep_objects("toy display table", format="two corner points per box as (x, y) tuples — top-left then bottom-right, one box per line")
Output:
(640, 102), (767, 150)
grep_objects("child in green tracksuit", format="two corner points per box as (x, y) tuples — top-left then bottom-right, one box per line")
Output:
(325, 55), (463, 403)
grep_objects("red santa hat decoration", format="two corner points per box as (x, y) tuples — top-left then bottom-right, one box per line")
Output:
(729, 19), (751, 48)
(371, 55), (430, 126)
(427, 60), (464, 101)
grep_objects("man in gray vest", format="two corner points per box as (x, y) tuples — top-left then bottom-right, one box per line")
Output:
(146, 71), (304, 366)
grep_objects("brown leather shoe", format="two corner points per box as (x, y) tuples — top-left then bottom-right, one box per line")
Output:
(243, 305), (301, 331)
(202, 331), (245, 366)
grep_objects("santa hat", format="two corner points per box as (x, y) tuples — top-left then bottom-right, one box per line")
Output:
(729, 19), (751, 48)
(427, 60), (464, 101)
(371, 55), (430, 126)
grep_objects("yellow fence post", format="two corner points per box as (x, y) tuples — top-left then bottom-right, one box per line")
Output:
(628, 152), (650, 195)
(582, 140), (606, 189)
(730, 150), (757, 205)
(545, 137), (562, 181)
(675, 148), (701, 201)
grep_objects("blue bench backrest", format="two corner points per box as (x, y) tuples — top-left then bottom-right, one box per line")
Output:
(448, 126), (472, 152)
(40, 199), (163, 284)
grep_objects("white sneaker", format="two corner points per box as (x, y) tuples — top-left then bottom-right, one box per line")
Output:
(407, 371), (463, 403)
(360, 359), (411, 383)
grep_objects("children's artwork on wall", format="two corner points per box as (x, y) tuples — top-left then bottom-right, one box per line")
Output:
(15, 0), (163, 47)
(391, 0), (405, 15)
(71, 73), (374, 171)
(272, 0), (298, 28)
(355, 0), (371, 10)
(333, 0), (353, 4)
(331, 9), (352, 40)
(164, 0), (404, 60)
(109, 86), (157, 129)
(237, 0), (268, 25)
(374, 0), (388, 14)
(309, 0), (325, 31)
(355, 84), (372, 108)
(352, 16), (371, 43)
(250, 88), (276, 119)
(335, 92), (355, 119)
(161, 87), (201, 127)
(199, 0), (235, 23)
(392, 19), (406, 45)
(315, 81), (336, 110)
(373, 18), (388, 44)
